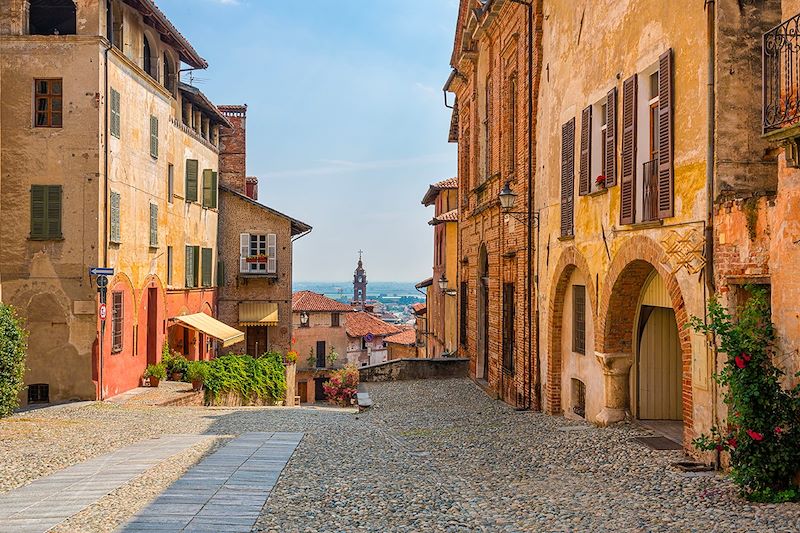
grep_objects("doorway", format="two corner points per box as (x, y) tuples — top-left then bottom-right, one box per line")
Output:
(246, 326), (268, 357)
(637, 306), (682, 420)
(298, 381), (308, 403)
(476, 244), (489, 381)
(314, 377), (326, 402)
(146, 288), (158, 365)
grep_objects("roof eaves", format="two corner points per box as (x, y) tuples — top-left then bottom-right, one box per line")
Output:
(219, 185), (313, 235)
(128, 0), (208, 69)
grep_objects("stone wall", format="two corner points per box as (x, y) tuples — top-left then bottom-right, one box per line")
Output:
(360, 358), (469, 383)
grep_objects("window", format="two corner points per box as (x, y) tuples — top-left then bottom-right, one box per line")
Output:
(482, 76), (492, 181)
(167, 164), (174, 203)
(462, 124), (471, 199)
(202, 170), (218, 208)
(572, 378), (586, 418)
(163, 53), (175, 94)
(166, 246), (173, 285)
(34, 79), (62, 128)
(29, 0), (76, 35)
(216, 259), (225, 287)
(560, 118), (575, 238)
(572, 285), (586, 354)
(201, 248), (213, 287)
(185, 159), (199, 202)
(110, 191), (121, 243)
(331, 313), (340, 327)
(239, 233), (277, 274)
(502, 283), (515, 372)
(143, 34), (156, 80)
(110, 88), (121, 138)
(185, 245), (199, 288)
(460, 281), (468, 346)
(507, 75), (517, 174)
(28, 383), (49, 404)
(150, 115), (158, 158)
(30, 185), (62, 240)
(149, 204), (158, 247)
(111, 291), (124, 352)
(581, 90), (618, 196)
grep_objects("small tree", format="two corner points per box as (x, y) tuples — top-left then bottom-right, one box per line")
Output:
(327, 347), (339, 367)
(690, 288), (800, 502)
(0, 304), (28, 417)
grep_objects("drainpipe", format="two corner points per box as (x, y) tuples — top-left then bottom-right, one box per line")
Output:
(705, 0), (720, 469)
(99, 35), (112, 401)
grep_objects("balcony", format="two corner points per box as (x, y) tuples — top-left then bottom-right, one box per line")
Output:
(642, 159), (659, 223)
(763, 14), (800, 136)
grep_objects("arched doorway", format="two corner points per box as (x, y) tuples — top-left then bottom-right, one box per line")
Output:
(635, 272), (682, 422)
(476, 244), (489, 381)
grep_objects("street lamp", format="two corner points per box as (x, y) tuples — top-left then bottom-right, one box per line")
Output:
(438, 273), (456, 296)
(499, 181), (518, 211)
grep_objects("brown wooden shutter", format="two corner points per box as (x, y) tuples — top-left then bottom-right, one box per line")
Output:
(657, 49), (674, 219)
(620, 75), (637, 225)
(604, 87), (617, 186)
(560, 118), (575, 237)
(579, 106), (591, 196)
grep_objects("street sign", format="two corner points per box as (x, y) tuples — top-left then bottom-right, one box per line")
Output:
(89, 267), (114, 277)
(99, 303), (107, 321)
(96, 275), (109, 288)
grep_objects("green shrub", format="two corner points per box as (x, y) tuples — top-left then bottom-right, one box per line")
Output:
(143, 363), (166, 380)
(690, 287), (800, 502)
(0, 304), (28, 418)
(203, 353), (287, 405)
(186, 360), (209, 382)
(162, 351), (188, 378)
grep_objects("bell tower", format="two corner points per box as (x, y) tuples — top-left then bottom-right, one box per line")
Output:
(353, 250), (367, 306)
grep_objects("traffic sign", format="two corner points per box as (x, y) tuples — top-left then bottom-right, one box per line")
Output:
(89, 267), (114, 277)
(99, 303), (107, 321)
(96, 275), (109, 288)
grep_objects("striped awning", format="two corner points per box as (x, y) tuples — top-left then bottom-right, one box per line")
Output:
(173, 313), (244, 347)
(239, 302), (279, 327)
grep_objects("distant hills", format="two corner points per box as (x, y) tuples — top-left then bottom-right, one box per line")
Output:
(293, 281), (424, 301)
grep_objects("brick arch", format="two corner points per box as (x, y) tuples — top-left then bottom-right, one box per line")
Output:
(596, 235), (693, 441)
(545, 246), (596, 415)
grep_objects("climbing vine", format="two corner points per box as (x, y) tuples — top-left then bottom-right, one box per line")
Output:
(690, 288), (800, 502)
(203, 353), (287, 405)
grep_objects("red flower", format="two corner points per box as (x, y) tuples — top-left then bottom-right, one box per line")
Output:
(715, 444), (724, 452)
(727, 437), (738, 449)
(741, 352), (751, 362)
(746, 429), (764, 441)
(775, 426), (783, 435)
(735, 355), (746, 369)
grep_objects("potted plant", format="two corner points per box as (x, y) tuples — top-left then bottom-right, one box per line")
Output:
(186, 361), (208, 391)
(285, 350), (298, 364)
(144, 363), (166, 387)
(595, 175), (606, 189)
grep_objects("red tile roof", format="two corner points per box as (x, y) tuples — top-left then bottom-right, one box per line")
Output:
(292, 291), (354, 312)
(410, 303), (427, 314)
(422, 177), (458, 205)
(429, 208), (458, 225)
(384, 329), (417, 346)
(345, 312), (401, 338)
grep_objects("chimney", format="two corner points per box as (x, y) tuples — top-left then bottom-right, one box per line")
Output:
(245, 177), (258, 200)
(218, 105), (247, 195)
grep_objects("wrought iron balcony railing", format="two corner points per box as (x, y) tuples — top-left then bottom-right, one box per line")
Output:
(642, 159), (659, 223)
(763, 13), (800, 134)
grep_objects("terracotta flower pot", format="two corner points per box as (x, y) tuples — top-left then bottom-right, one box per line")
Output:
(192, 379), (204, 392)
(171, 372), (183, 381)
(149, 377), (160, 388)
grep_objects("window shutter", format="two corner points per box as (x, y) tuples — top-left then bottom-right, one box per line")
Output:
(210, 171), (218, 208)
(46, 185), (62, 238)
(110, 191), (121, 243)
(30, 185), (46, 238)
(620, 74), (637, 225)
(149, 203), (158, 247)
(560, 118), (575, 237)
(267, 233), (277, 274)
(185, 245), (194, 287)
(579, 106), (591, 196)
(202, 169), (212, 207)
(185, 159), (198, 202)
(239, 233), (250, 273)
(167, 164), (174, 203)
(150, 115), (158, 158)
(201, 248), (212, 287)
(657, 49), (674, 219)
(604, 87), (617, 186)
(110, 88), (120, 138)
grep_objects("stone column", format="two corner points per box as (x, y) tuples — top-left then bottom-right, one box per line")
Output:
(594, 352), (633, 426)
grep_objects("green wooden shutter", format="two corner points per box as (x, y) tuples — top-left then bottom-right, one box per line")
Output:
(150, 115), (158, 158)
(185, 245), (194, 288)
(110, 191), (121, 243)
(30, 185), (46, 239)
(201, 248), (212, 287)
(46, 186), (62, 238)
(110, 88), (120, 138)
(210, 171), (218, 208)
(202, 169), (212, 207)
(149, 203), (158, 247)
(186, 159), (198, 202)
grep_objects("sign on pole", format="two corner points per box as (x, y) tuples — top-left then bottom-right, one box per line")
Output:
(89, 267), (115, 277)
(99, 303), (107, 321)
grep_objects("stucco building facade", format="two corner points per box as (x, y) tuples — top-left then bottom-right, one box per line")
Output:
(0, 0), (235, 404)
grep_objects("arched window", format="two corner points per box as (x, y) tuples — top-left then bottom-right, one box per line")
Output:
(163, 53), (175, 94)
(143, 34), (156, 80)
(29, 0), (76, 35)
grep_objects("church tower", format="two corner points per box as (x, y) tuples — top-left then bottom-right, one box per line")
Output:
(353, 250), (367, 305)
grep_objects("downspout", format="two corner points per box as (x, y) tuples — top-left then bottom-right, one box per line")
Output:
(99, 31), (112, 401)
(705, 0), (720, 469)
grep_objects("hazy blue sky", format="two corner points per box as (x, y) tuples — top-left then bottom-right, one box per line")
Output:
(158, 0), (459, 282)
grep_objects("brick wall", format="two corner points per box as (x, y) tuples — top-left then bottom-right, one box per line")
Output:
(218, 105), (247, 195)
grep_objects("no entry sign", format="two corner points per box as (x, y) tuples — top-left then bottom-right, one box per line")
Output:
(99, 303), (107, 321)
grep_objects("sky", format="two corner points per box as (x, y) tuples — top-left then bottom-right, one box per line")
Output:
(157, 0), (460, 282)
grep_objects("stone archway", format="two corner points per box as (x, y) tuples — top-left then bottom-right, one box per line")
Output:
(595, 236), (693, 441)
(545, 246), (596, 415)
(476, 243), (489, 381)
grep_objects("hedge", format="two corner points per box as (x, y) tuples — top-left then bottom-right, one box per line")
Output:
(0, 304), (28, 418)
(203, 353), (286, 405)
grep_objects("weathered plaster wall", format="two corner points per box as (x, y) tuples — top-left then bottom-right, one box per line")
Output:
(292, 311), (350, 371)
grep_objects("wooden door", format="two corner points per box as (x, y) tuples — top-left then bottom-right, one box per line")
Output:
(314, 377), (326, 402)
(147, 288), (158, 365)
(246, 326), (268, 357)
(298, 381), (308, 403)
(638, 307), (681, 420)
(316, 340), (326, 368)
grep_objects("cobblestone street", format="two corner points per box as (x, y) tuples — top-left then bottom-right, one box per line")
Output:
(1, 378), (799, 532)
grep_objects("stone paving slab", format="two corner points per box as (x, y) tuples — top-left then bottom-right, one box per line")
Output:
(0, 434), (209, 533)
(119, 432), (302, 533)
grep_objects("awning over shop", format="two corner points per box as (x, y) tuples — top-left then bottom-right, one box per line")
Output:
(239, 302), (279, 327)
(173, 313), (244, 347)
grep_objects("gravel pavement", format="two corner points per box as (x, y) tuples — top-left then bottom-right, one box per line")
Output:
(1, 378), (798, 532)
